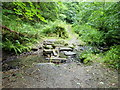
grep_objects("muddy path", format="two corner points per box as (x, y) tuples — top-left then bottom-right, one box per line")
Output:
(2, 25), (119, 88)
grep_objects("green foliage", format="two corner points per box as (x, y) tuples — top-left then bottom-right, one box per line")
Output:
(71, 2), (120, 69)
(2, 2), (68, 54)
(73, 24), (104, 45)
(3, 38), (30, 54)
(71, 2), (120, 46)
(2, 14), (42, 54)
(41, 20), (68, 38)
(103, 45), (120, 69)
(2, 2), (120, 69)
(13, 2), (46, 22)
(38, 2), (60, 21)
(80, 50), (93, 64)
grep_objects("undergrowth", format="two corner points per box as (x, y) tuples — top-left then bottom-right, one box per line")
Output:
(73, 24), (120, 69)
(2, 15), (69, 54)
(2, 15), (43, 54)
(41, 20), (68, 39)
(103, 45), (120, 69)
(73, 24), (104, 46)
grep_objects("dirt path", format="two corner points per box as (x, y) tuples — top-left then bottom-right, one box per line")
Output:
(2, 25), (118, 88)
(2, 61), (118, 88)
(66, 25), (80, 46)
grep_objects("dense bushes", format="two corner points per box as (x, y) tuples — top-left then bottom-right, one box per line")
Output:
(103, 45), (120, 69)
(41, 20), (68, 38)
(2, 2), (69, 54)
(2, 16), (41, 54)
(73, 24), (104, 46)
(2, 2), (120, 69)
(71, 2), (120, 69)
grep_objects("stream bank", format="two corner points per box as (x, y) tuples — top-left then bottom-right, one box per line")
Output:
(2, 38), (118, 88)
(2, 25), (119, 88)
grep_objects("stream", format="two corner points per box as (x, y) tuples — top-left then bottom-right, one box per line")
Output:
(2, 39), (118, 88)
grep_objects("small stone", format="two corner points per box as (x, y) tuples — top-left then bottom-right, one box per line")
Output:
(114, 77), (117, 79)
(44, 45), (53, 49)
(77, 83), (80, 85)
(86, 70), (89, 72)
(112, 83), (115, 86)
(64, 52), (76, 56)
(99, 82), (104, 84)
(69, 45), (74, 49)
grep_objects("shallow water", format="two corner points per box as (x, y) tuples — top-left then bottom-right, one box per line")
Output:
(2, 51), (118, 88)
(2, 54), (48, 71)
(2, 40), (119, 88)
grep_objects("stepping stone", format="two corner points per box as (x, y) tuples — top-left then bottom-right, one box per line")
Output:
(43, 49), (53, 54)
(36, 63), (54, 66)
(53, 49), (58, 56)
(44, 45), (53, 49)
(43, 42), (53, 45)
(45, 57), (67, 61)
(46, 39), (56, 42)
(45, 57), (67, 63)
(64, 51), (76, 56)
(60, 47), (73, 51)
(79, 47), (85, 50)
(69, 45), (74, 49)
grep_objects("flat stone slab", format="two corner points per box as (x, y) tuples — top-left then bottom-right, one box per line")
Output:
(44, 45), (53, 49)
(64, 52), (76, 56)
(36, 63), (54, 66)
(43, 42), (53, 45)
(43, 49), (53, 53)
(45, 39), (56, 42)
(45, 58), (67, 63)
(60, 47), (73, 51)
(45, 57), (67, 61)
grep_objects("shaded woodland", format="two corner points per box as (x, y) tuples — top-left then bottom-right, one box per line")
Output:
(2, 2), (120, 69)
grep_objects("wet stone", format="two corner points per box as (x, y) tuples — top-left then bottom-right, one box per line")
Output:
(43, 49), (53, 54)
(45, 57), (67, 63)
(60, 47), (73, 51)
(69, 45), (74, 49)
(45, 57), (67, 61)
(45, 39), (56, 42)
(44, 45), (53, 49)
(64, 52), (76, 56)
(43, 42), (53, 45)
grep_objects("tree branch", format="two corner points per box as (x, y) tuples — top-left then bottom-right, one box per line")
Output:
(0, 25), (24, 36)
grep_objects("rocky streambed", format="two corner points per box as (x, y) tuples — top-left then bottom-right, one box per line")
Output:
(2, 39), (119, 88)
